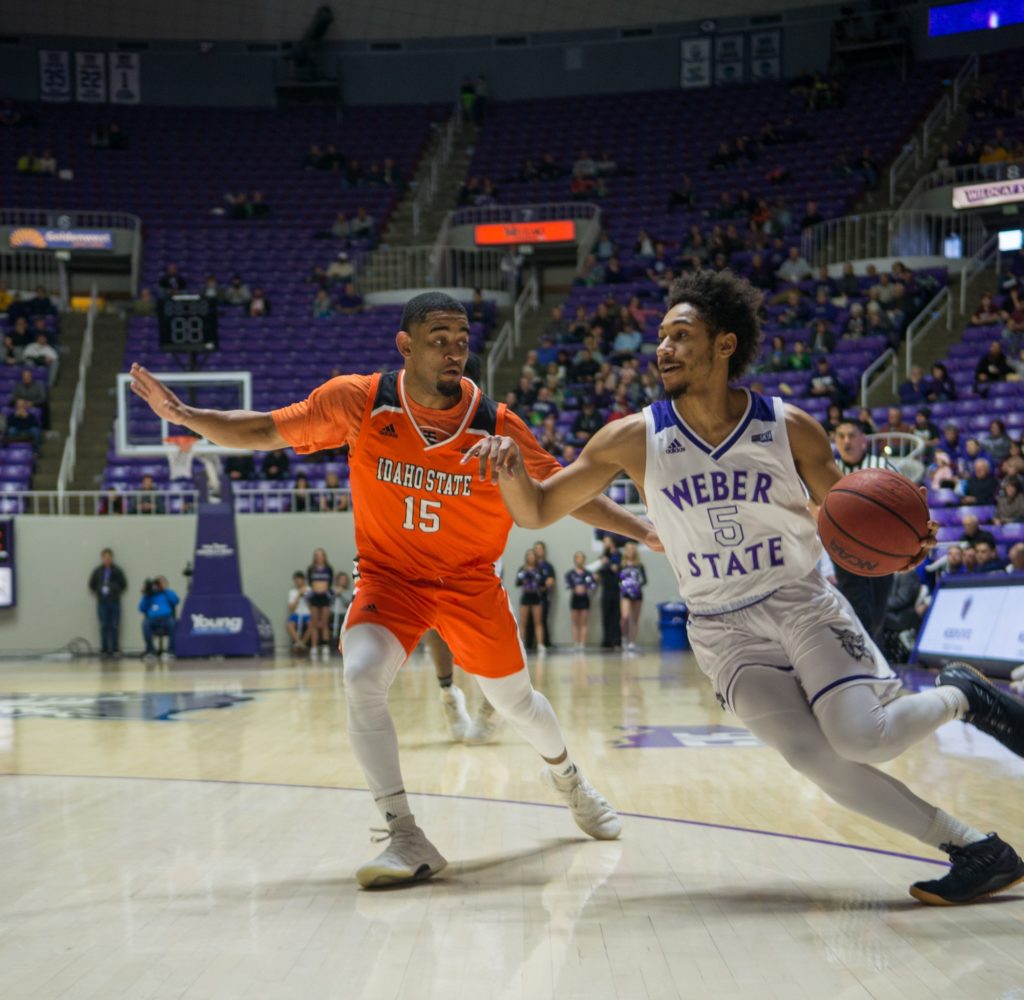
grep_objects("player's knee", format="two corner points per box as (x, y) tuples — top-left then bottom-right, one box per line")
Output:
(820, 712), (889, 764)
(772, 731), (830, 775)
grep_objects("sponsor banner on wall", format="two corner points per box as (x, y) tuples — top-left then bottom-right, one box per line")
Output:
(75, 51), (107, 103)
(9, 227), (114, 251)
(750, 30), (781, 81)
(680, 37), (711, 89)
(109, 52), (141, 104)
(39, 50), (71, 102)
(714, 34), (745, 85)
(952, 177), (1024, 210)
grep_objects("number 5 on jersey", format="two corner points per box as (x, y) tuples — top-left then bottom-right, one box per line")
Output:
(708, 504), (744, 547)
(403, 496), (442, 533)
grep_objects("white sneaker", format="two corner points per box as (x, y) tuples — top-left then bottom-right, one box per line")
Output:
(464, 700), (500, 745)
(542, 766), (622, 840)
(439, 684), (471, 741)
(356, 815), (447, 889)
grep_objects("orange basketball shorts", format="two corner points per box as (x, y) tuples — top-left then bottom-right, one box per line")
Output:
(341, 568), (526, 678)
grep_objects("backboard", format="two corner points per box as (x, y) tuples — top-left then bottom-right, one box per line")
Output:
(114, 370), (253, 456)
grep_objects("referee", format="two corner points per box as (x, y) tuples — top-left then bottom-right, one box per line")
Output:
(832, 419), (896, 641)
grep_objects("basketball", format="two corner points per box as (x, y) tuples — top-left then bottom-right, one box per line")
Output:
(819, 468), (930, 577)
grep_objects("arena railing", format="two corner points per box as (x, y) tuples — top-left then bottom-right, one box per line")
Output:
(859, 348), (898, 409)
(958, 232), (1002, 315)
(483, 270), (539, 397)
(56, 286), (99, 497)
(0, 207), (144, 297)
(354, 245), (510, 295)
(448, 202), (600, 229)
(900, 158), (1024, 213)
(0, 251), (60, 301)
(888, 55), (978, 205)
(904, 284), (952, 375)
(865, 433), (928, 483)
(801, 209), (988, 267)
(411, 103), (463, 238)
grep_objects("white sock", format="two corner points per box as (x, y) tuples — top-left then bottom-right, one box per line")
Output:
(921, 808), (987, 850)
(935, 685), (970, 720)
(375, 792), (411, 825)
(551, 757), (578, 783)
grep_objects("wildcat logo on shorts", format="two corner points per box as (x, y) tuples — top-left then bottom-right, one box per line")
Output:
(831, 625), (868, 662)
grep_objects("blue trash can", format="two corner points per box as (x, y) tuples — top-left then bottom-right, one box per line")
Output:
(657, 601), (689, 651)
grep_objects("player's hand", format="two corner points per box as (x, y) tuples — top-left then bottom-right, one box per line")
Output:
(900, 489), (938, 571)
(462, 434), (523, 482)
(129, 363), (191, 424)
(640, 522), (664, 551)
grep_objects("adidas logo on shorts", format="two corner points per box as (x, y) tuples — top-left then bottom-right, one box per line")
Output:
(666, 438), (685, 454)
(380, 424), (398, 438)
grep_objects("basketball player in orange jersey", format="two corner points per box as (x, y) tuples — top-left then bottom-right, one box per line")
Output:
(466, 269), (1024, 905)
(129, 292), (659, 889)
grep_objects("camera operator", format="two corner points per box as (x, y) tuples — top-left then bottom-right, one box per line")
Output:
(138, 576), (180, 660)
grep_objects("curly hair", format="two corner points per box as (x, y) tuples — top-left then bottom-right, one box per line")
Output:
(666, 269), (764, 381)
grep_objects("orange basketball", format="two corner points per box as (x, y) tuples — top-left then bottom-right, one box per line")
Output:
(819, 468), (930, 577)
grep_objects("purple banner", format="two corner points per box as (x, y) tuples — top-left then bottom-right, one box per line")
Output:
(174, 483), (274, 657)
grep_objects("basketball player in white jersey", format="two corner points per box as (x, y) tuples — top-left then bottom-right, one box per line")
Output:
(466, 269), (1024, 905)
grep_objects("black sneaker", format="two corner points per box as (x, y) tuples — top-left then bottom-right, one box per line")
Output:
(937, 662), (1024, 758)
(910, 834), (1024, 905)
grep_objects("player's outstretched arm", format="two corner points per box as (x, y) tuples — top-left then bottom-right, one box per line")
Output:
(464, 417), (644, 529)
(129, 363), (287, 451)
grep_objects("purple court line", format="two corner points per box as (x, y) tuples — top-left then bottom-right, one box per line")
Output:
(3, 772), (947, 868)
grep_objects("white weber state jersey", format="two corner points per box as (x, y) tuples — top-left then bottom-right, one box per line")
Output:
(642, 391), (822, 613)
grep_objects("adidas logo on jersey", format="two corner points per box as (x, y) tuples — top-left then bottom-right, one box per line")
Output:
(380, 424), (398, 438)
(666, 438), (685, 454)
(751, 430), (773, 444)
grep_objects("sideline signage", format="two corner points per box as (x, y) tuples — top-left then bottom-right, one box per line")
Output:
(474, 220), (576, 246)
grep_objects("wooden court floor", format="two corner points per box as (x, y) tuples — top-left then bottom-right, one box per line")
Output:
(0, 647), (1022, 1000)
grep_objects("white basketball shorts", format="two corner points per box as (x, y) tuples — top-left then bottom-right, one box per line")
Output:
(686, 569), (903, 714)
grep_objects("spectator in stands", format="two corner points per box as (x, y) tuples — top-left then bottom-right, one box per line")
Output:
(1002, 288), (1024, 354)
(326, 252), (354, 285)
(809, 357), (843, 405)
(246, 287), (271, 318)
(996, 477), (1024, 525)
(911, 408), (940, 450)
(667, 173), (696, 212)
(799, 200), (824, 231)
(330, 212), (351, 241)
(960, 512), (996, 549)
(303, 144), (324, 170)
(4, 398), (40, 449)
(135, 474), (165, 515)
(320, 470), (350, 512)
(926, 362), (957, 402)
(350, 207), (376, 243)
(841, 302), (865, 339)
(982, 418), (1013, 464)
(129, 287), (156, 318)
(974, 540), (1006, 574)
(961, 457), (999, 506)
(336, 282), (364, 316)
(786, 340), (812, 371)
(312, 288), (335, 319)
(200, 274), (219, 301)
(571, 399), (603, 443)
(611, 319), (643, 358)
(899, 365), (930, 405)
(537, 414), (565, 458)
(158, 263), (186, 296)
(778, 289), (810, 330)
(878, 406), (913, 451)
(975, 340), (1013, 394)
(2, 334), (19, 367)
(929, 451), (958, 491)
(971, 293), (1003, 326)
(764, 334), (787, 372)
(943, 544), (967, 576)
(809, 319), (835, 354)
(865, 301), (894, 347)
(22, 331), (58, 374)
(216, 274), (249, 307)
(36, 149), (56, 175)
(224, 453), (255, 481)
(1007, 542), (1024, 575)
(10, 367), (49, 430)
(537, 153), (563, 179)
(262, 448), (290, 481)
(529, 386), (558, 427)
(821, 403), (843, 438)
(776, 246), (812, 284)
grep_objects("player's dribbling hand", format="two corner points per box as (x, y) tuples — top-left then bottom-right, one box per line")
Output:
(128, 363), (189, 423)
(462, 434), (522, 482)
(900, 486), (938, 571)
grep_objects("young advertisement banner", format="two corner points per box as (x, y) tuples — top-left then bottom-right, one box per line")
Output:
(39, 50), (71, 102)
(109, 53), (141, 104)
(680, 38), (711, 90)
(75, 52), (107, 103)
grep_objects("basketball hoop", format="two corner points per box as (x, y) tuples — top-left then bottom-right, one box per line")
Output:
(165, 435), (198, 480)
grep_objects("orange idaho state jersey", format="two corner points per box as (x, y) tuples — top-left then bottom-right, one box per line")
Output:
(349, 371), (548, 580)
